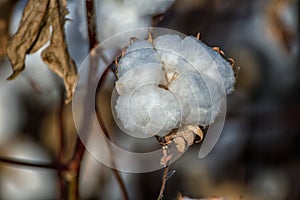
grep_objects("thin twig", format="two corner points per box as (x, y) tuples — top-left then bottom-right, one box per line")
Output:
(64, 0), (100, 198)
(57, 91), (66, 200)
(157, 164), (170, 200)
(0, 157), (57, 169)
(95, 103), (130, 200)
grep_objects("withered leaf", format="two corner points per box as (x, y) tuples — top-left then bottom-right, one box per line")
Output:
(6, 0), (50, 80)
(173, 137), (185, 153)
(28, 14), (51, 54)
(41, 0), (77, 104)
(0, 0), (18, 59)
(186, 125), (203, 141)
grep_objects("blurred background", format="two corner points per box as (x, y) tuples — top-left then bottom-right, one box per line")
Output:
(0, 0), (299, 199)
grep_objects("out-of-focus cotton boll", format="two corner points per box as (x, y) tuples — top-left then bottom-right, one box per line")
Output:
(0, 138), (56, 200)
(114, 34), (236, 138)
(123, 0), (175, 16)
(115, 85), (181, 138)
(95, 0), (175, 41)
(0, 61), (25, 146)
(95, 0), (149, 41)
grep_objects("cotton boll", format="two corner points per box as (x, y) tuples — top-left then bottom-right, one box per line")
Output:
(115, 85), (181, 138)
(118, 40), (161, 77)
(114, 34), (236, 138)
(95, 0), (150, 41)
(0, 62), (25, 146)
(116, 63), (164, 96)
(123, 0), (175, 16)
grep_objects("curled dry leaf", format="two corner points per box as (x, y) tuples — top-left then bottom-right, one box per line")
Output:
(0, 0), (18, 59)
(6, 0), (77, 104)
(6, 0), (50, 79)
(266, 0), (297, 52)
(186, 125), (204, 141)
(41, 0), (77, 104)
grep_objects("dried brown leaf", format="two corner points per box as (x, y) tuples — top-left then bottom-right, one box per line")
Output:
(41, 0), (77, 104)
(186, 125), (204, 141)
(28, 15), (51, 54)
(173, 137), (185, 153)
(0, 0), (18, 59)
(266, 0), (297, 52)
(6, 0), (50, 80)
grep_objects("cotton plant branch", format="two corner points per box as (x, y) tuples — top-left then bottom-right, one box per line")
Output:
(67, 1), (130, 199)
(0, 156), (57, 169)
(95, 78), (130, 200)
(157, 163), (171, 200)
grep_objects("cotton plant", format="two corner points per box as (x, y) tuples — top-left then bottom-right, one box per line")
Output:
(113, 32), (236, 164)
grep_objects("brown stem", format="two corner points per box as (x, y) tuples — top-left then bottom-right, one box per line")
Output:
(62, 1), (98, 200)
(157, 165), (170, 200)
(95, 101), (130, 200)
(57, 91), (66, 200)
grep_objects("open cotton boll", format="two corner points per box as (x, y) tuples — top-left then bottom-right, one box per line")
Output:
(118, 40), (161, 77)
(115, 63), (164, 96)
(115, 85), (181, 138)
(114, 33), (236, 138)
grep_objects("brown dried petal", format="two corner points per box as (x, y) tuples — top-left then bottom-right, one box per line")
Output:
(42, 0), (77, 104)
(173, 137), (185, 153)
(181, 130), (194, 146)
(6, 0), (50, 80)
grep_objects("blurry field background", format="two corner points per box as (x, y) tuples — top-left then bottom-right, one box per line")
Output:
(0, 0), (299, 199)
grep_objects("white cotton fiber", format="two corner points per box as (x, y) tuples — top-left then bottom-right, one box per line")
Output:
(201, 45), (236, 94)
(113, 34), (236, 137)
(118, 40), (161, 77)
(168, 72), (212, 126)
(115, 63), (164, 96)
(115, 85), (181, 138)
